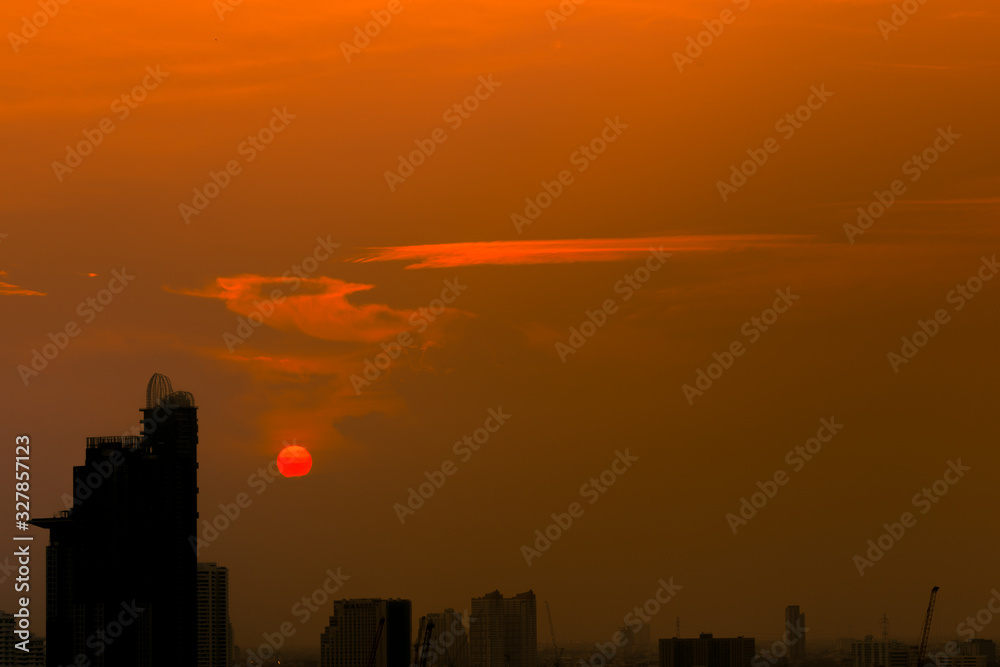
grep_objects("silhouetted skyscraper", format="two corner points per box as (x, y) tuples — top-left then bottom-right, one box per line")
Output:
(659, 634), (755, 667)
(321, 599), (412, 667)
(470, 590), (536, 667)
(32, 373), (199, 667)
(785, 607), (806, 665)
(197, 562), (234, 667)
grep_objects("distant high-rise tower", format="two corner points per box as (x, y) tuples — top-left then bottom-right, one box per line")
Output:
(32, 373), (199, 667)
(197, 562), (234, 667)
(659, 634), (755, 667)
(623, 618), (652, 656)
(637, 622), (652, 651)
(470, 590), (537, 667)
(321, 599), (412, 667)
(785, 606), (806, 665)
(417, 609), (470, 667)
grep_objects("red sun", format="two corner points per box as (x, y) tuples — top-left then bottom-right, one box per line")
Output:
(277, 445), (312, 478)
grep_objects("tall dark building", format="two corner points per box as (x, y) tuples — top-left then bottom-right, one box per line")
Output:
(32, 373), (199, 667)
(659, 634), (755, 667)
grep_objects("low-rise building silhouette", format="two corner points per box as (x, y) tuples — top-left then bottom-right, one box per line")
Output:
(0, 610), (45, 666)
(659, 633), (756, 667)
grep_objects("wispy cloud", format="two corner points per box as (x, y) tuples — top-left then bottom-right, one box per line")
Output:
(0, 271), (46, 296)
(173, 274), (463, 344)
(354, 235), (815, 269)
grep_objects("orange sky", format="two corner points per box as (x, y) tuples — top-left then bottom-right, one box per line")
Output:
(2, 0), (1000, 654)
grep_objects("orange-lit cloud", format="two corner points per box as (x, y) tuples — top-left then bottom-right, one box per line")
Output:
(0, 271), (46, 296)
(355, 235), (815, 269)
(175, 275), (421, 343)
(176, 274), (472, 348)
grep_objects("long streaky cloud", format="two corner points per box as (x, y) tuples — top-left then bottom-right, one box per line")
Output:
(0, 271), (46, 296)
(355, 235), (814, 269)
(0, 282), (46, 296)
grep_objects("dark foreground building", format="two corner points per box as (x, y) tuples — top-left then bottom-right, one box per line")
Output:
(659, 634), (756, 667)
(33, 373), (199, 667)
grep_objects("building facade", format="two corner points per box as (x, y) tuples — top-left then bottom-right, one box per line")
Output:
(851, 637), (909, 667)
(962, 640), (997, 667)
(470, 590), (537, 667)
(937, 657), (987, 667)
(321, 598), (412, 667)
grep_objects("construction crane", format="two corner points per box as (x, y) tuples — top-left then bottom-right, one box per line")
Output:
(915, 587), (940, 667)
(418, 619), (436, 667)
(881, 614), (890, 642)
(367, 617), (386, 667)
(545, 601), (564, 667)
(414, 619), (426, 665)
